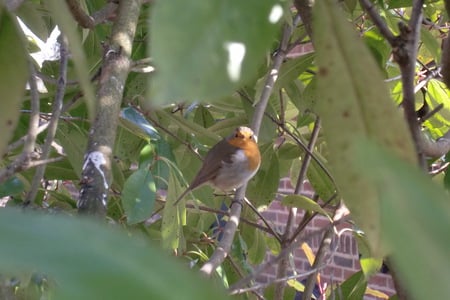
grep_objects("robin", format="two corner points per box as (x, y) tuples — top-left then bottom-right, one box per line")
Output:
(174, 126), (261, 205)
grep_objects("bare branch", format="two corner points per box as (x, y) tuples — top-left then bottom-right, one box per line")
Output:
(65, 0), (95, 28)
(397, 1), (426, 168)
(441, 1), (450, 88)
(274, 117), (321, 299)
(359, 0), (396, 45)
(24, 35), (69, 205)
(5, 0), (25, 11)
(65, 0), (119, 29)
(78, 0), (142, 216)
(228, 215), (349, 293)
(294, 0), (314, 40)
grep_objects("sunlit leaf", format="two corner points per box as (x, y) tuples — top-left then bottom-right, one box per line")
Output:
(282, 195), (329, 218)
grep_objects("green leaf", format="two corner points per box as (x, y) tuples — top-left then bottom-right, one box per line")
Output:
(43, 0), (96, 120)
(122, 166), (156, 224)
(150, 0), (282, 104)
(156, 110), (220, 145)
(314, 0), (416, 255)
(0, 9), (28, 157)
(281, 195), (330, 218)
(421, 27), (441, 64)
(120, 107), (161, 141)
(161, 170), (186, 250)
(273, 53), (314, 92)
(0, 208), (230, 300)
(353, 139), (450, 300)
(387, 0), (412, 8)
(333, 271), (367, 300)
(152, 139), (174, 189)
(56, 123), (88, 178)
(360, 257), (383, 278)
(193, 105), (215, 128)
(0, 176), (25, 197)
(247, 144), (279, 205)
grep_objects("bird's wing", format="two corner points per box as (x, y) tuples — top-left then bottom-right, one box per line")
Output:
(188, 139), (237, 190)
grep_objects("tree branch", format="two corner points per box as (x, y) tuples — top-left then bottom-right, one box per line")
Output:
(78, 0), (142, 216)
(441, 1), (450, 88)
(24, 35), (69, 205)
(65, 0), (119, 29)
(359, 0), (396, 44)
(199, 21), (294, 276)
(293, 0), (314, 40)
(228, 215), (348, 293)
(275, 117), (321, 299)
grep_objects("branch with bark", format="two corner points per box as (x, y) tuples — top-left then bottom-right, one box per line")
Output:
(361, 0), (450, 163)
(78, 0), (142, 216)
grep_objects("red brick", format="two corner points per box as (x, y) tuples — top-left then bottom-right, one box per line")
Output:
(369, 274), (387, 289)
(333, 255), (354, 269)
(312, 215), (330, 228)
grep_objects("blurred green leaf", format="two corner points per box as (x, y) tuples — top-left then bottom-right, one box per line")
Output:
(354, 139), (450, 300)
(150, 0), (282, 104)
(122, 166), (156, 224)
(314, 0), (416, 255)
(194, 105), (215, 128)
(0, 208), (230, 300)
(0, 9), (28, 157)
(0, 176), (25, 197)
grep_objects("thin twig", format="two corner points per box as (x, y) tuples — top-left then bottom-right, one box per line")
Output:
(244, 197), (282, 242)
(274, 117), (321, 299)
(359, 0), (396, 44)
(228, 214), (348, 293)
(399, 1), (426, 168)
(24, 35), (68, 205)
(65, 0), (119, 28)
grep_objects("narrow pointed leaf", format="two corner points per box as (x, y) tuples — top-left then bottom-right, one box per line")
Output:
(0, 10), (28, 157)
(314, 0), (416, 255)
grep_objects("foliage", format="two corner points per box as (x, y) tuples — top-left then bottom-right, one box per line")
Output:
(1, 0), (450, 299)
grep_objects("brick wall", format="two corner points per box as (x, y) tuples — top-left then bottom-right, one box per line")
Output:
(257, 178), (395, 299)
